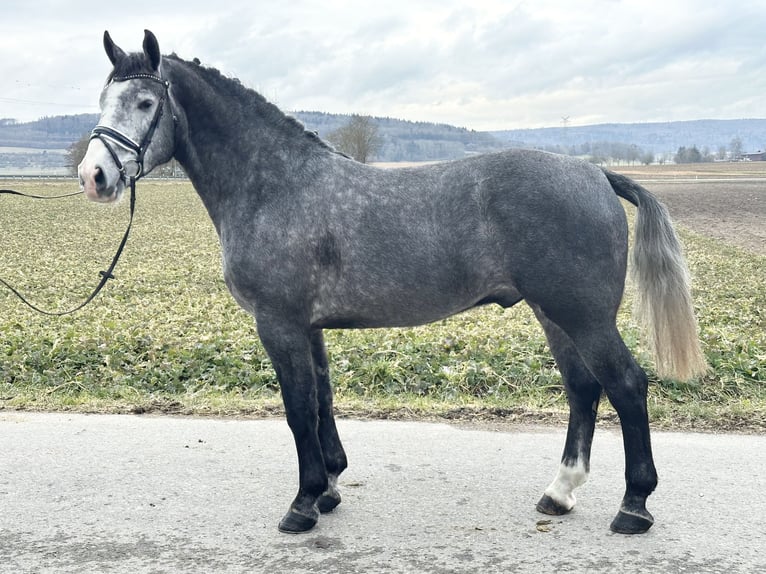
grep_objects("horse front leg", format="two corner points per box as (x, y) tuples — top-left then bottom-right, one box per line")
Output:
(311, 329), (348, 514)
(257, 318), (327, 533)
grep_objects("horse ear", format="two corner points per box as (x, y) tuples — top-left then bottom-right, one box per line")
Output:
(103, 31), (126, 66)
(143, 29), (161, 71)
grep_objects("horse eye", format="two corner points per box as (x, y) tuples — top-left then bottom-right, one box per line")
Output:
(138, 99), (153, 111)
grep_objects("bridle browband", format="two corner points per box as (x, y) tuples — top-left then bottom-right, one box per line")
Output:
(0, 72), (173, 316)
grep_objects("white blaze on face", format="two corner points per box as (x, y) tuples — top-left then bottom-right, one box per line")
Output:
(543, 459), (589, 511)
(78, 81), (144, 202)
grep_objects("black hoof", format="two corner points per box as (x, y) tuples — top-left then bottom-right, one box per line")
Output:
(536, 494), (572, 516)
(278, 507), (319, 534)
(317, 490), (341, 514)
(610, 509), (654, 534)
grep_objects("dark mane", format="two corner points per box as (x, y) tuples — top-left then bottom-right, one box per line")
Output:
(164, 54), (336, 153)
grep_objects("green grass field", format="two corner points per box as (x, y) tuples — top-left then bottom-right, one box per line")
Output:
(1, 179), (764, 431)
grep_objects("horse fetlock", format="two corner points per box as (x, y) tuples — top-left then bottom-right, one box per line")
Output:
(317, 490), (342, 514)
(317, 474), (342, 514)
(539, 458), (588, 514)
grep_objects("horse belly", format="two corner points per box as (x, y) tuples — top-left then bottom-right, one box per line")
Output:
(312, 295), (477, 329)
(310, 257), (512, 329)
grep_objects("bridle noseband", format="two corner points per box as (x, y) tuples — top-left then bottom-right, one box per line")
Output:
(90, 72), (172, 183)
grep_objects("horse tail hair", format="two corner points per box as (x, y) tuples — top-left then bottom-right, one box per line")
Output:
(602, 168), (708, 381)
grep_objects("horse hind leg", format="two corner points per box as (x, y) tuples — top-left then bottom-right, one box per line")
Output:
(550, 313), (658, 534)
(311, 329), (348, 514)
(531, 306), (602, 517)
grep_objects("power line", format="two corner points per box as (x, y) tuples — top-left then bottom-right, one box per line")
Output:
(0, 96), (97, 109)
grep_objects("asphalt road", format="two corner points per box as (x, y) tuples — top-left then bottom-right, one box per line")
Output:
(1, 412), (764, 573)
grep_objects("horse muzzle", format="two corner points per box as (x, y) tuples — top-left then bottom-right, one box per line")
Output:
(78, 143), (126, 203)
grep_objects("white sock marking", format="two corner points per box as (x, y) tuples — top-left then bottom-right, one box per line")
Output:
(544, 459), (589, 511)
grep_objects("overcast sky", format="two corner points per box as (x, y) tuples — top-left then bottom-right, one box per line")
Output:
(2, 0), (765, 130)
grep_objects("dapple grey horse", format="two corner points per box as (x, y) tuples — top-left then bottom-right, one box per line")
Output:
(78, 30), (707, 535)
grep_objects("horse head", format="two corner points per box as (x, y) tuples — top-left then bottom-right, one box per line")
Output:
(78, 30), (176, 202)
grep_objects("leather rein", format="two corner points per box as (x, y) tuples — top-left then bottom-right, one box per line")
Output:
(0, 72), (171, 316)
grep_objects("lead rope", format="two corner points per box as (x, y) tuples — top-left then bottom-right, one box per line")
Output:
(0, 178), (136, 316)
(1, 72), (169, 316)
(0, 189), (83, 200)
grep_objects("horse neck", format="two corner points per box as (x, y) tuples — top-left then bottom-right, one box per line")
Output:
(166, 59), (326, 223)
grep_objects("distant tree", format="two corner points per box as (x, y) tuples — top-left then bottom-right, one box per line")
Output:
(626, 144), (641, 165)
(326, 115), (382, 163)
(717, 145), (727, 161)
(640, 151), (654, 165)
(674, 145), (708, 164)
(729, 137), (744, 160)
(65, 132), (91, 176)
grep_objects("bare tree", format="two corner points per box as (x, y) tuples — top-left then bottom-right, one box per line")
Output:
(640, 151), (654, 165)
(65, 133), (91, 176)
(65, 132), (183, 178)
(729, 137), (744, 160)
(327, 115), (382, 164)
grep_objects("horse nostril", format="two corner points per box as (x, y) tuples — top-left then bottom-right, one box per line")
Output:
(94, 166), (106, 190)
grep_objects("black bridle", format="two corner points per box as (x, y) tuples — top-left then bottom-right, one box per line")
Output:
(0, 72), (172, 316)
(90, 72), (171, 184)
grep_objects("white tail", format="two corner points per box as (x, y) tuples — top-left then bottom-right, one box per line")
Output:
(603, 170), (708, 381)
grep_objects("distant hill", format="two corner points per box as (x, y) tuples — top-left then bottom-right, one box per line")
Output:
(0, 115), (96, 149)
(492, 119), (766, 157)
(0, 112), (502, 164)
(2, 113), (764, 170)
(295, 111), (501, 161)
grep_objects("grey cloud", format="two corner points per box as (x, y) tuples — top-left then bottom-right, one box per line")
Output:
(1, 0), (765, 129)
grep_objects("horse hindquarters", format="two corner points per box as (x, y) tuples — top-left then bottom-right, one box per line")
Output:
(524, 267), (657, 531)
(488, 164), (657, 533)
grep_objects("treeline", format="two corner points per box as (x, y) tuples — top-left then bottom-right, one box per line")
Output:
(521, 138), (755, 165)
(4, 111), (763, 168)
(295, 111), (502, 162)
(492, 119), (766, 157)
(674, 146), (714, 164)
(0, 150), (65, 170)
(673, 137), (747, 163)
(3, 110), (505, 163)
(534, 141), (655, 165)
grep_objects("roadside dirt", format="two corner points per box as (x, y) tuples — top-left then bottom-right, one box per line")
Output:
(612, 164), (766, 255)
(640, 180), (764, 255)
